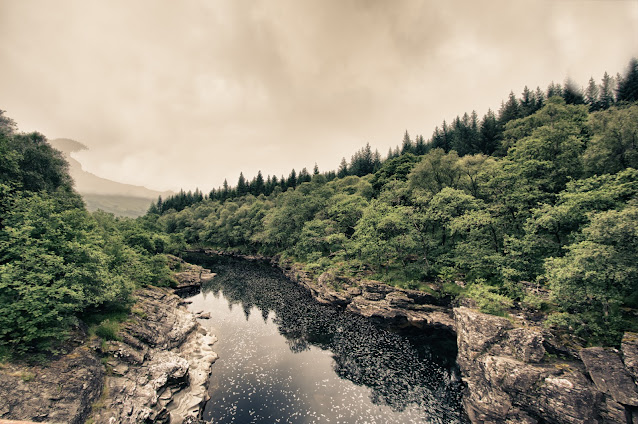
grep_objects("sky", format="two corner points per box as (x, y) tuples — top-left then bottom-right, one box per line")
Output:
(1, 0), (637, 192)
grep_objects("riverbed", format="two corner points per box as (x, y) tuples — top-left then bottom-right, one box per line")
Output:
(183, 254), (467, 424)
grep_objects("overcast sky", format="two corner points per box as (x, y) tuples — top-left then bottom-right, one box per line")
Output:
(1, 0), (637, 192)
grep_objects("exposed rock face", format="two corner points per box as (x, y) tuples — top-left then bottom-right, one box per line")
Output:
(0, 345), (103, 424)
(0, 260), (218, 424)
(170, 255), (216, 296)
(280, 262), (456, 332)
(455, 307), (638, 424)
(91, 287), (218, 424)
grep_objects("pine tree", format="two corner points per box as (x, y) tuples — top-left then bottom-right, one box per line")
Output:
(298, 167), (311, 184)
(479, 109), (500, 155)
(585, 77), (600, 110)
(498, 92), (521, 124)
(313, 163), (319, 175)
(222, 179), (229, 200)
(617, 57), (638, 103)
(373, 149), (382, 171)
(563, 79), (585, 105)
(401, 130), (413, 154)
(547, 82), (563, 99)
(237, 172), (248, 196)
(414, 135), (427, 155)
(521, 86), (534, 116)
(599, 72), (615, 110)
(337, 157), (348, 178)
(287, 169), (297, 188)
(253, 170), (265, 195)
(534, 86), (545, 111)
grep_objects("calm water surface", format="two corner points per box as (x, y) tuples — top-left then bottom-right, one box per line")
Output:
(183, 254), (467, 424)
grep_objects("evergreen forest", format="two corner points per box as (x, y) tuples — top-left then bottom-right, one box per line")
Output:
(151, 59), (638, 346)
(1, 58), (637, 357)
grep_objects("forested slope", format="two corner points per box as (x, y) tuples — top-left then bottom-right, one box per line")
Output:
(0, 112), (184, 357)
(151, 59), (638, 346)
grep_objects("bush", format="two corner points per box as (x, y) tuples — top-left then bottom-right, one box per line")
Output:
(465, 283), (513, 316)
(93, 320), (121, 341)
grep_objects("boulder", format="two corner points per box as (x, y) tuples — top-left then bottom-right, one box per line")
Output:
(580, 347), (638, 406)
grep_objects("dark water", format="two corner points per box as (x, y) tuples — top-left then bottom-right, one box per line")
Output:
(183, 253), (467, 424)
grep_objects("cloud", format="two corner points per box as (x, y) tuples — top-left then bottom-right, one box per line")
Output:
(0, 0), (636, 191)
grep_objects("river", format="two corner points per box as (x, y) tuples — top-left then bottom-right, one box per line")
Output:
(183, 253), (467, 424)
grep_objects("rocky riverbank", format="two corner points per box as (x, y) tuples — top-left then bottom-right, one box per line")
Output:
(0, 259), (217, 424)
(200, 250), (638, 424)
(455, 307), (638, 424)
(198, 250), (456, 332)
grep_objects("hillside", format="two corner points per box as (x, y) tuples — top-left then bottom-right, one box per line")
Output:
(50, 138), (172, 216)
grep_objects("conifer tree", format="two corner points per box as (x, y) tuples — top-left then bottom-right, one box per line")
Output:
(337, 157), (348, 178)
(534, 86), (545, 111)
(415, 134), (427, 155)
(287, 169), (297, 188)
(401, 130), (413, 154)
(498, 91), (521, 124)
(585, 77), (600, 110)
(599, 72), (616, 110)
(253, 170), (265, 195)
(222, 179), (229, 200)
(617, 57), (638, 103)
(547, 82), (563, 98)
(237, 172), (248, 196)
(563, 79), (585, 105)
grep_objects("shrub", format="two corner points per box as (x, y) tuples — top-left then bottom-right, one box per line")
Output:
(465, 283), (513, 316)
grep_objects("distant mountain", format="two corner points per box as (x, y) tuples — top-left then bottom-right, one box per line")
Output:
(50, 138), (173, 217)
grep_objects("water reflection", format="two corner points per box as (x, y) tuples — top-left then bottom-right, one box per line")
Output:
(184, 253), (467, 424)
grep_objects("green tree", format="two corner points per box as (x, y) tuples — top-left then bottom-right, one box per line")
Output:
(585, 105), (638, 174)
(408, 149), (462, 194)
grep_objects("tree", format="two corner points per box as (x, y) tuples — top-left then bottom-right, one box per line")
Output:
(337, 158), (348, 178)
(237, 172), (248, 196)
(479, 109), (501, 155)
(287, 169), (297, 189)
(505, 97), (588, 194)
(545, 204), (638, 345)
(616, 57), (638, 103)
(0, 110), (17, 136)
(408, 149), (462, 194)
(562, 79), (585, 105)
(252, 171), (265, 195)
(599, 72), (616, 110)
(498, 92), (521, 125)
(415, 135), (428, 155)
(585, 105), (638, 174)
(401, 130), (413, 154)
(585, 77), (600, 110)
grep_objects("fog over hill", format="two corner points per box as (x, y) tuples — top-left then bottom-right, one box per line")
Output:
(50, 138), (173, 217)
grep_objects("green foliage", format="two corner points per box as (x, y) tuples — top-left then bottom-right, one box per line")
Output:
(93, 320), (121, 341)
(465, 283), (514, 317)
(0, 116), (180, 355)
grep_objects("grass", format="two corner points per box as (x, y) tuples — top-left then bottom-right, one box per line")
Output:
(93, 320), (121, 341)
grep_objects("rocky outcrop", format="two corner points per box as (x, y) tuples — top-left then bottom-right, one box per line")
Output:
(91, 287), (217, 424)
(455, 307), (638, 424)
(0, 345), (103, 424)
(193, 250), (455, 332)
(0, 260), (218, 424)
(280, 262), (456, 332)
(169, 255), (216, 296)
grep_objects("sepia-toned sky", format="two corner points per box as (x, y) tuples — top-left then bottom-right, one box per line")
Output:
(1, 0), (637, 192)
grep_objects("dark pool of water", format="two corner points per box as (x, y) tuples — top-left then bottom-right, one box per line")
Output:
(183, 253), (467, 424)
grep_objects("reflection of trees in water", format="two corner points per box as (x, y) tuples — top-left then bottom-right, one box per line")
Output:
(187, 253), (467, 423)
